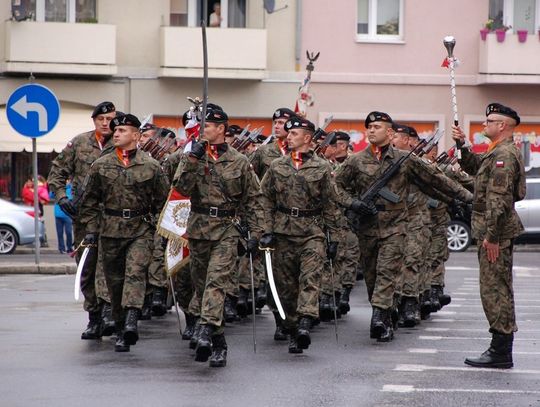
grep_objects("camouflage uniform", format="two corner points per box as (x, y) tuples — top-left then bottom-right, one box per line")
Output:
(79, 149), (169, 323)
(260, 153), (341, 331)
(459, 139), (526, 335)
(251, 139), (288, 179)
(48, 131), (113, 313)
(173, 144), (264, 335)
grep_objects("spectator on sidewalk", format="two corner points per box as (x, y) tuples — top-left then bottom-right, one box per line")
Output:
(50, 181), (74, 254)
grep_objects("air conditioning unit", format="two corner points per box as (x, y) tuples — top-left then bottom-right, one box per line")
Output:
(11, 0), (34, 22)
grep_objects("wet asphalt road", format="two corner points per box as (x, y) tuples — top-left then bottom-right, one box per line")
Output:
(1, 251), (540, 407)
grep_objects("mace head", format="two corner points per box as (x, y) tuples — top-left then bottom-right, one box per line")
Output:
(443, 36), (456, 58)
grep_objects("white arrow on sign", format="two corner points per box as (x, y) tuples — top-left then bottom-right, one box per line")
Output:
(10, 95), (48, 132)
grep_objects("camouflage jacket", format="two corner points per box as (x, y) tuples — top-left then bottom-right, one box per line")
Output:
(79, 149), (170, 238)
(260, 153), (341, 238)
(173, 144), (265, 241)
(250, 140), (287, 179)
(334, 145), (473, 238)
(48, 130), (114, 203)
(458, 139), (525, 242)
(161, 149), (185, 183)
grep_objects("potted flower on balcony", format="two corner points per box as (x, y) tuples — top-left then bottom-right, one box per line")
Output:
(516, 29), (528, 43)
(495, 24), (511, 42)
(480, 19), (493, 40)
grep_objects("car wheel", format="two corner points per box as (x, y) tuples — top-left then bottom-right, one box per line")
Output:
(0, 225), (18, 255)
(447, 220), (472, 252)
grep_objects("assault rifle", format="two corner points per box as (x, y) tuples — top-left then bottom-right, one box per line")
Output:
(313, 131), (336, 156)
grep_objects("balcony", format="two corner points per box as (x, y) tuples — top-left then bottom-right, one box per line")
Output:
(478, 33), (540, 84)
(2, 21), (117, 76)
(160, 27), (267, 80)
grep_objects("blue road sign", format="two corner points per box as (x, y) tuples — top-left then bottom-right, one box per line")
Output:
(6, 84), (60, 138)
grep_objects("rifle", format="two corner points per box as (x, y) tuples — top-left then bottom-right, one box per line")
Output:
(236, 127), (263, 152)
(230, 125), (251, 150)
(313, 131), (336, 156)
(312, 115), (334, 144)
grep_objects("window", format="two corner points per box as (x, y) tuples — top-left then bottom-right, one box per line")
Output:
(357, 0), (403, 42)
(489, 0), (540, 33)
(174, 0), (246, 28)
(24, 0), (96, 23)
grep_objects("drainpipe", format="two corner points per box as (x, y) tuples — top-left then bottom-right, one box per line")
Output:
(295, 0), (302, 72)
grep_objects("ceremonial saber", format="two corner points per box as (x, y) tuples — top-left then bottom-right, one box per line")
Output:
(74, 246), (90, 301)
(263, 248), (286, 320)
(443, 36), (462, 159)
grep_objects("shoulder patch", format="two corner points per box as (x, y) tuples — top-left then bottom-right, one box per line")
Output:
(496, 160), (504, 168)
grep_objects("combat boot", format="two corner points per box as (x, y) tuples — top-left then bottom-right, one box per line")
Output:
(356, 266), (364, 281)
(339, 286), (352, 315)
(123, 308), (140, 346)
(420, 290), (431, 320)
(402, 297), (417, 328)
(319, 293), (333, 322)
(182, 313), (197, 340)
(236, 288), (249, 318)
(296, 317), (312, 350)
(114, 327), (130, 352)
(377, 309), (394, 343)
(465, 333), (513, 369)
(247, 289), (254, 315)
(195, 324), (214, 362)
(433, 285), (451, 308)
(255, 283), (267, 309)
(81, 311), (102, 340)
(223, 295), (238, 323)
(100, 302), (116, 337)
(189, 320), (201, 349)
(209, 334), (228, 367)
(273, 312), (288, 341)
(288, 334), (303, 354)
(370, 307), (386, 339)
(140, 294), (152, 321)
(429, 286), (441, 312)
(151, 286), (168, 317)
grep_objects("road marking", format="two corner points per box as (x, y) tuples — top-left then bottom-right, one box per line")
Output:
(408, 348), (540, 355)
(435, 311), (456, 315)
(419, 335), (537, 341)
(425, 327), (540, 333)
(445, 304), (462, 308)
(428, 318), (455, 322)
(394, 364), (540, 375)
(382, 384), (540, 395)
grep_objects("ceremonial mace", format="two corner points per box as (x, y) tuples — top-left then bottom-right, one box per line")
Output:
(443, 36), (463, 159)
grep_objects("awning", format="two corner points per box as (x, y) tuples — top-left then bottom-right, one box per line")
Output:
(0, 103), (93, 153)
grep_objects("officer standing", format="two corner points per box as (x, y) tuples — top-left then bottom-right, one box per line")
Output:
(259, 117), (341, 354)
(48, 101), (116, 340)
(79, 114), (170, 352)
(453, 103), (526, 369)
(173, 108), (264, 367)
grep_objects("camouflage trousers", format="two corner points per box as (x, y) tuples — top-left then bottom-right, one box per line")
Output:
(73, 222), (110, 313)
(338, 228), (360, 288)
(357, 232), (405, 310)
(238, 253), (265, 291)
(100, 232), (152, 323)
(478, 239), (517, 335)
(174, 260), (193, 313)
(188, 235), (238, 335)
(426, 213), (450, 287)
(147, 231), (168, 292)
(273, 234), (325, 331)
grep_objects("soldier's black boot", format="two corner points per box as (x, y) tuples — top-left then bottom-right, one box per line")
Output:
(433, 285), (451, 308)
(377, 309), (394, 343)
(465, 333), (513, 369)
(356, 266), (364, 281)
(189, 319), (201, 349)
(429, 286), (442, 312)
(319, 293), (333, 322)
(420, 290), (432, 320)
(114, 325), (130, 352)
(296, 317), (312, 350)
(339, 286), (352, 315)
(397, 301), (406, 328)
(100, 302), (116, 337)
(402, 297), (417, 328)
(81, 311), (102, 340)
(140, 294), (152, 321)
(255, 283), (267, 309)
(273, 312), (288, 341)
(288, 334), (303, 354)
(370, 307), (386, 339)
(151, 286), (168, 317)
(223, 295), (238, 323)
(209, 334), (228, 367)
(236, 288), (249, 318)
(195, 324), (214, 362)
(182, 313), (197, 340)
(123, 308), (140, 346)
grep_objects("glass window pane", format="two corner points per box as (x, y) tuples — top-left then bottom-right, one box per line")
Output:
(513, 0), (535, 33)
(45, 0), (67, 22)
(376, 0), (399, 35)
(488, 0), (504, 29)
(170, 0), (188, 26)
(357, 0), (369, 34)
(228, 0), (246, 28)
(76, 0), (97, 23)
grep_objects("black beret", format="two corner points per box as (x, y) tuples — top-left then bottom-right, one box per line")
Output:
(365, 111), (393, 128)
(207, 103), (224, 112)
(91, 101), (115, 118)
(110, 114), (142, 131)
(408, 126), (419, 138)
(392, 123), (418, 138)
(140, 122), (156, 133)
(161, 128), (176, 139)
(272, 108), (296, 121)
(225, 124), (243, 137)
(284, 117), (316, 133)
(486, 103), (520, 126)
(334, 131), (350, 142)
(205, 109), (228, 123)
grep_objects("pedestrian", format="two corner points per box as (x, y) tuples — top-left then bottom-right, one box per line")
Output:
(50, 180), (74, 254)
(453, 103), (526, 369)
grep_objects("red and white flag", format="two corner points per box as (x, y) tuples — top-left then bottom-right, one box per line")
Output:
(183, 110), (200, 153)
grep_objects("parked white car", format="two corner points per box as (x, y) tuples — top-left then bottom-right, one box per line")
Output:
(0, 198), (45, 254)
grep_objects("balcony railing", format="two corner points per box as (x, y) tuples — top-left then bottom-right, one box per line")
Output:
(160, 27), (267, 80)
(2, 21), (117, 76)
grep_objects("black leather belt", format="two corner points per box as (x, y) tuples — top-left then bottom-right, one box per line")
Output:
(104, 208), (149, 219)
(191, 205), (236, 218)
(473, 202), (486, 212)
(277, 205), (322, 217)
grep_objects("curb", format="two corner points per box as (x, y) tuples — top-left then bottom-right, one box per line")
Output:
(0, 264), (76, 275)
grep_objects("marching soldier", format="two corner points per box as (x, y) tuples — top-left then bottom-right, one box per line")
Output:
(48, 101), (116, 340)
(259, 116), (341, 354)
(79, 114), (170, 352)
(173, 107), (264, 367)
(334, 111), (473, 342)
(453, 103), (526, 369)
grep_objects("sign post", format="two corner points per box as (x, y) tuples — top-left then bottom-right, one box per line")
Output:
(6, 83), (60, 264)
